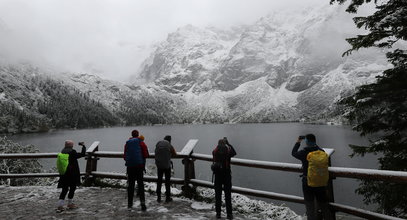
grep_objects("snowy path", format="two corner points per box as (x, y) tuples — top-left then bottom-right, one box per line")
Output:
(0, 186), (244, 220)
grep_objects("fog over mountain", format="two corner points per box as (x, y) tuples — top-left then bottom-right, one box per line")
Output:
(0, 0), (372, 82)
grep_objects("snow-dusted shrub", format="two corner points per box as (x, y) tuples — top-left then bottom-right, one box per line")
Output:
(196, 187), (301, 220)
(0, 137), (42, 186)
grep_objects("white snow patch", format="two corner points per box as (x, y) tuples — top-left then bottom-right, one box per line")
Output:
(191, 202), (212, 210)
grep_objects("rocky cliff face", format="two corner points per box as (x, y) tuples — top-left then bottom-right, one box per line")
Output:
(134, 6), (390, 122)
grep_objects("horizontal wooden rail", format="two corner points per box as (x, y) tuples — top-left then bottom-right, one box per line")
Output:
(329, 167), (407, 183)
(330, 203), (404, 220)
(0, 153), (58, 159)
(94, 151), (185, 159)
(191, 153), (407, 183)
(0, 172), (86, 178)
(192, 153), (302, 172)
(91, 171), (184, 185)
(190, 179), (304, 204)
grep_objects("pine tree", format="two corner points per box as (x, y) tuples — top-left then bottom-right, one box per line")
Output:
(331, 0), (407, 216)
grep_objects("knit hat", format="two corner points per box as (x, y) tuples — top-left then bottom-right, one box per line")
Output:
(139, 135), (145, 141)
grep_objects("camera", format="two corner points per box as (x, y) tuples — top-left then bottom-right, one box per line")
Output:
(78, 142), (85, 146)
(299, 136), (305, 140)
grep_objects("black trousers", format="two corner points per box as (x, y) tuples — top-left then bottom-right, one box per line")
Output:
(214, 171), (232, 215)
(157, 168), (171, 198)
(59, 185), (76, 200)
(127, 166), (145, 207)
(302, 178), (332, 220)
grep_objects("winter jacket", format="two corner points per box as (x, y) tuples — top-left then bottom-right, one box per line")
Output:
(124, 137), (149, 168)
(57, 146), (86, 188)
(291, 142), (324, 177)
(212, 144), (236, 171)
(155, 140), (177, 170)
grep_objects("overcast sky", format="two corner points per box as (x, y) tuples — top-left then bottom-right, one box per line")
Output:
(0, 0), (348, 82)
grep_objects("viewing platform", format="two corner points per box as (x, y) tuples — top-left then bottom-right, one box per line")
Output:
(1, 140), (406, 220)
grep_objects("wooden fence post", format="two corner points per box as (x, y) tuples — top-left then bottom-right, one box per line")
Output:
(179, 139), (198, 198)
(327, 156), (336, 220)
(84, 141), (100, 186)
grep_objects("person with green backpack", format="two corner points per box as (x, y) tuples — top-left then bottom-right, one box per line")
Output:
(291, 134), (332, 220)
(56, 140), (86, 212)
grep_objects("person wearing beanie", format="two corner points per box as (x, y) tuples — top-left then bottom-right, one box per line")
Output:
(155, 135), (177, 203)
(56, 140), (86, 212)
(124, 129), (149, 211)
(291, 134), (332, 220)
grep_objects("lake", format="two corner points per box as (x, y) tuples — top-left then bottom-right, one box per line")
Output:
(7, 123), (378, 215)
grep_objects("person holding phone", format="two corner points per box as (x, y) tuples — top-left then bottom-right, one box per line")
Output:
(291, 134), (332, 220)
(212, 137), (236, 219)
(56, 140), (86, 212)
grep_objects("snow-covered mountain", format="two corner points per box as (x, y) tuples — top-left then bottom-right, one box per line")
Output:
(135, 6), (390, 122)
(0, 6), (392, 133)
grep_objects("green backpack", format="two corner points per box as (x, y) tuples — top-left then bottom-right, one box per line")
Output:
(56, 153), (69, 175)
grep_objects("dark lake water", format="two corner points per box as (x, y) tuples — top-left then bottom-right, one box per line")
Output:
(8, 123), (378, 215)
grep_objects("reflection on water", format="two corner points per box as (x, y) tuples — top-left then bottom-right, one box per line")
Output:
(8, 123), (377, 214)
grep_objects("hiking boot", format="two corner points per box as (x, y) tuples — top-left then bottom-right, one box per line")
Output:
(165, 197), (173, 203)
(157, 195), (162, 203)
(227, 214), (233, 219)
(141, 203), (147, 211)
(56, 206), (65, 213)
(67, 203), (78, 209)
(216, 213), (221, 219)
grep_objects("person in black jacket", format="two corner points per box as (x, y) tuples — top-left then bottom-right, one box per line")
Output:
(212, 138), (236, 219)
(291, 134), (332, 220)
(57, 140), (86, 212)
(155, 135), (177, 203)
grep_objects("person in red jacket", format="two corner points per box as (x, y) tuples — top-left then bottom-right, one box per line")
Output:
(123, 130), (149, 211)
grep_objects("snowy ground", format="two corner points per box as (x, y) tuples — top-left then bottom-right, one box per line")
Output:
(0, 183), (301, 220)
(0, 182), (364, 220)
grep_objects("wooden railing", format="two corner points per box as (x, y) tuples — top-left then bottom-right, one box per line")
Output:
(1, 140), (406, 220)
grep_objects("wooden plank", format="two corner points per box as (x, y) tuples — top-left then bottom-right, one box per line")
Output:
(86, 141), (100, 153)
(329, 167), (407, 183)
(330, 203), (403, 220)
(179, 139), (199, 156)
(0, 172), (86, 178)
(189, 179), (304, 204)
(94, 151), (185, 159)
(0, 153), (58, 159)
(191, 153), (302, 172)
(191, 153), (407, 183)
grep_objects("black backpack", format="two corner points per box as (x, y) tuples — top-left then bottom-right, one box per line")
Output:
(211, 145), (228, 172)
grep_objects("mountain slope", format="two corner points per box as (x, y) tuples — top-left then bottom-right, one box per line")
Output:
(135, 6), (390, 122)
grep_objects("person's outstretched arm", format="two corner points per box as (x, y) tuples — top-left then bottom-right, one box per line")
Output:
(74, 144), (86, 159)
(291, 139), (305, 160)
(226, 141), (237, 157)
(170, 145), (177, 157)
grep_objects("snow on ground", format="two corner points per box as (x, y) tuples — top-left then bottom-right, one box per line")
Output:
(0, 182), (301, 220)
